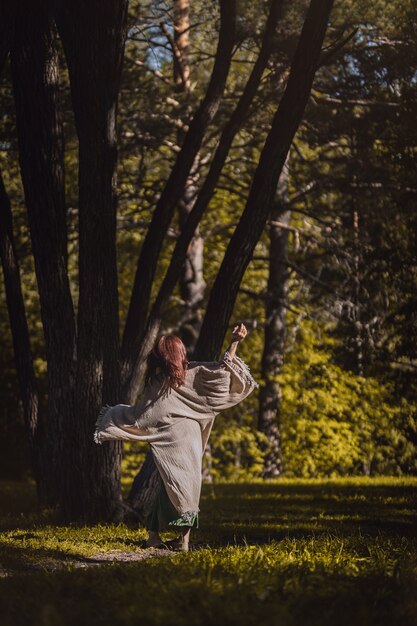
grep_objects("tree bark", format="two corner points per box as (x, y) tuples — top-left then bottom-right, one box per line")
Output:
(193, 0), (334, 362)
(0, 0), (15, 68)
(0, 172), (48, 502)
(178, 189), (207, 352)
(0, 0), (47, 500)
(173, 0), (191, 93)
(258, 168), (290, 477)
(53, 0), (128, 522)
(120, 0), (237, 401)
(173, 0), (206, 353)
(10, 1), (76, 505)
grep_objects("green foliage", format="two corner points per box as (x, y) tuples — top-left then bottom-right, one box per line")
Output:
(120, 441), (148, 488)
(280, 319), (417, 477)
(209, 423), (268, 481)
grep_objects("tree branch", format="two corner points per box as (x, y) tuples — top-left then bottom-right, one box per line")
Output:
(193, 0), (335, 361)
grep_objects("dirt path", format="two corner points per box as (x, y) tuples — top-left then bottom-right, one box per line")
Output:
(0, 547), (175, 577)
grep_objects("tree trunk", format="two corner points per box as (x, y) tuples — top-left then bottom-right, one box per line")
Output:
(193, 0), (334, 362)
(120, 0), (237, 401)
(0, 0), (48, 501)
(10, 1), (77, 505)
(0, 172), (48, 502)
(258, 168), (290, 477)
(178, 191), (207, 352)
(0, 0), (15, 67)
(173, 0), (206, 353)
(173, 0), (191, 93)
(54, 0), (128, 521)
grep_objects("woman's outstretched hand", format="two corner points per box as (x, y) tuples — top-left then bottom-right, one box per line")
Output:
(231, 323), (248, 342)
(225, 324), (248, 360)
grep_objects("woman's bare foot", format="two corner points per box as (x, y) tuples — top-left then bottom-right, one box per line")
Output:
(164, 537), (189, 552)
(165, 527), (191, 551)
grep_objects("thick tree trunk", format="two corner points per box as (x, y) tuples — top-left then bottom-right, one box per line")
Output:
(54, 0), (128, 522)
(193, 0), (334, 362)
(0, 172), (48, 502)
(0, 0), (48, 501)
(0, 1), (15, 67)
(258, 169), (290, 477)
(10, 1), (76, 505)
(120, 0), (237, 400)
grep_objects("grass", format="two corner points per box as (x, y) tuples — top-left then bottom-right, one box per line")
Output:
(0, 478), (416, 625)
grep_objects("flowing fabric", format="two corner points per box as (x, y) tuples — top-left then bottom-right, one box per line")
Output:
(94, 351), (259, 520)
(146, 473), (199, 531)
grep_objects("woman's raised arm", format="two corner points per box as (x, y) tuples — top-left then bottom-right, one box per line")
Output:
(224, 322), (248, 360)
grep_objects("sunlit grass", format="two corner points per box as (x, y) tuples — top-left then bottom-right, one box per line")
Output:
(0, 478), (416, 626)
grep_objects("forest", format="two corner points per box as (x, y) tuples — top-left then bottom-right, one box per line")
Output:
(1, 2), (417, 624)
(0, 0), (416, 524)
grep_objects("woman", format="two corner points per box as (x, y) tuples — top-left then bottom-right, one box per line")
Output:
(94, 323), (258, 551)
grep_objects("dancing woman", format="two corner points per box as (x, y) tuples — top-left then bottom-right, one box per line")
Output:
(94, 323), (258, 551)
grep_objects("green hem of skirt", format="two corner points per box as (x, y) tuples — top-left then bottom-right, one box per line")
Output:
(168, 511), (199, 528)
(146, 476), (199, 531)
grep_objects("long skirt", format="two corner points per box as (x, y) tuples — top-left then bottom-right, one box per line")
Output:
(145, 472), (199, 532)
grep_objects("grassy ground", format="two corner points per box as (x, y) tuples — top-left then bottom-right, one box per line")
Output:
(0, 478), (416, 626)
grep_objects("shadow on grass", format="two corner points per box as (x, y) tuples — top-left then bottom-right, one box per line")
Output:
(0, 534), (416, 626)
(1, 478), (416, 573)
(197, 480), (417, 543)
(1, 480), (416, 626)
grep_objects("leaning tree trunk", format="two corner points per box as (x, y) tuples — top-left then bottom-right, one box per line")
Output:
(258, 167), (290, 477)
(123, 0), (236, 521)
(55, 0), (128, 522)
(193, 0), (334, 362)
(10, 0), (77, 505)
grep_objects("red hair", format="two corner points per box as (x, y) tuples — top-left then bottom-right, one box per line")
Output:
(145, 335), (189, 390)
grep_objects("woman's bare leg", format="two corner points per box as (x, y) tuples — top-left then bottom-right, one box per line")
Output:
(180, 527), (191, 550)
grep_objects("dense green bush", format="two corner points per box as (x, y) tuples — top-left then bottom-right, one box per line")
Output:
(209, 423), (268, 481)
(280, 320), (417, 477)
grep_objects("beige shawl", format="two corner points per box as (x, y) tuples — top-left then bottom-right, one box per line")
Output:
(94, 351), (258, 517)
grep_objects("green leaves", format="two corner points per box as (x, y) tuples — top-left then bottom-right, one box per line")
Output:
(280, 319), (417, 477)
